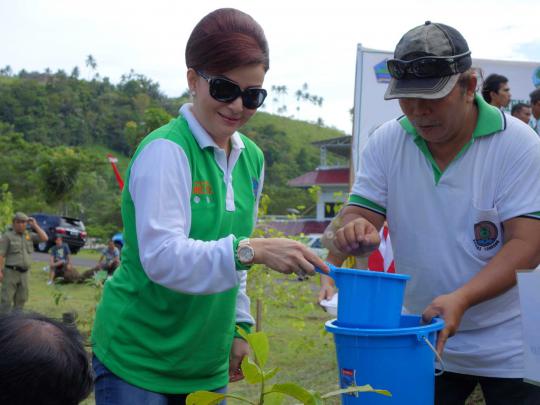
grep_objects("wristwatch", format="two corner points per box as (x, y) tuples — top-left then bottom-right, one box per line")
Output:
(237, 238), (255, 265)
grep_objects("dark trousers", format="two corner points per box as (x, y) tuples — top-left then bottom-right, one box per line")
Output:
(436, 371), (540, 405)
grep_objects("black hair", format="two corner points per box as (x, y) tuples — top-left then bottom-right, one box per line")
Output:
(530, 88), (540, 105)
(0, 311), (94, 405)
(511, 102), (530, 116)
(481, 73), (508, 103)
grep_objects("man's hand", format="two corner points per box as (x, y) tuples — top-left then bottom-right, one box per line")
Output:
(334, 217), (380, 257)
(229, 337), (249, 382)
(27, 217), (37, 228)
(318, 274), (336, 302)
(422, 290), (470, 354)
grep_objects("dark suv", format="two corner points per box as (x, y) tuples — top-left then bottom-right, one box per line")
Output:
(30, 213), (87, 254)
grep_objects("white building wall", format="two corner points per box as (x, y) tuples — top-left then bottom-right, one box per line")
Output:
(316, 185), (349, 221)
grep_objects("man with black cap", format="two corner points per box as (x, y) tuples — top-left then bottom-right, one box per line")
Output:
(0, 212), (47, 313)
(330, 21), (540, 404)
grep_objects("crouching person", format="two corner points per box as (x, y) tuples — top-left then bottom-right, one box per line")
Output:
(48, 236), (80, 284)
(92, 239), (120, 276)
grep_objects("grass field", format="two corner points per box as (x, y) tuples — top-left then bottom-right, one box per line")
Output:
(21, 256), (485, 404)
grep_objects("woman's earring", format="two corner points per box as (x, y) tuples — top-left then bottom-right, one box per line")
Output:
(190, 90), (196, 97)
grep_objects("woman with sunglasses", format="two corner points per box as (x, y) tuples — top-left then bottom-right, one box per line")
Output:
(91, 8), (328, 404)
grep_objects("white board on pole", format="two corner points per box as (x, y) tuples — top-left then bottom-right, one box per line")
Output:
(351, 45), (540, 174)
(517, 269), (540, 386)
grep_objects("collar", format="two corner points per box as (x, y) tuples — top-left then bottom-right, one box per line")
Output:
(179, 104), (245, 151)
(397, 94), (506, 184)
(398, 93), (506, 138)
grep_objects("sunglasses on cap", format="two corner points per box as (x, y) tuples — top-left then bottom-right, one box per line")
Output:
(387, 51), (471, 79)
(196, 70), (267, 110)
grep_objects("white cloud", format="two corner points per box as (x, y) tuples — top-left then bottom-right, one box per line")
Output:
(1, 0), (539, 133)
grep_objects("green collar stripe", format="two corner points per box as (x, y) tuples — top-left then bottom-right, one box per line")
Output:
(524, 211), (540, 220)
(348, 195), (386, 215)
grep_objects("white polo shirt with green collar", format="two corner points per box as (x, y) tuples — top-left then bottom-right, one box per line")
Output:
(349, 95), (540, 377)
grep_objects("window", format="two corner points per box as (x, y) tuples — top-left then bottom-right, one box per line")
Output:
(324, 202), (339, 218)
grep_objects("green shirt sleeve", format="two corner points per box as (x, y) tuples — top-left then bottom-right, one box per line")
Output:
(234, 322), (252, 339)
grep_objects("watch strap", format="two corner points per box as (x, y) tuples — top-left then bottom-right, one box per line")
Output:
(233, 236), (252, 270)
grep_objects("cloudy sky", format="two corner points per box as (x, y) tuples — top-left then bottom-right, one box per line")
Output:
(1, 0), (539, 133)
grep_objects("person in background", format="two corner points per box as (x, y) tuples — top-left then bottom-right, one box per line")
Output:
(511, 102), (532, 125)
(0, 212), (47, 313)
(91, 8), (328, 404)
(331, 21), (540, 404)
(0, 311), (94, 405)
(529, 88), (540, 135)
(48, 236), (77, 285)
(91, 239), (120, 276)
(481, 73), (511, 109)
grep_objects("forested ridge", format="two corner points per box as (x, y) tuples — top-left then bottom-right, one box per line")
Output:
(0, 64), (346, 237)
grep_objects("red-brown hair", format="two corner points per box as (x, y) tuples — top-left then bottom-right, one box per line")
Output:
(185, 8), (269, 74)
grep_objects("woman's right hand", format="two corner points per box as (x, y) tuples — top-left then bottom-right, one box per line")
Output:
(250, 238), (329, 277)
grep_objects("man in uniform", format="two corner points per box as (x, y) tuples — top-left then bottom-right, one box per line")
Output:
(0, 212), (48, 313)
(332, 22), (540, 404)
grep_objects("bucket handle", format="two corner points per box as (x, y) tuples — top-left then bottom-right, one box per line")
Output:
(419, 335), (445, 376)
(315, 262), (336, 279)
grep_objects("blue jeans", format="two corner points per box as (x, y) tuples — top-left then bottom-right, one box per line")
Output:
(93, 355), (227, 405)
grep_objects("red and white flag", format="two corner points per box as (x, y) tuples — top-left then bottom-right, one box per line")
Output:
(367, 225), (395, 273)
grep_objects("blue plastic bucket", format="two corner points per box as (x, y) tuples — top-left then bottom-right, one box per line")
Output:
(319, 264), (410, 328)
(326, 315), (445, 405)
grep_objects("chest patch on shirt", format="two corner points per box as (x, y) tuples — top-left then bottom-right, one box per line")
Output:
(473, 221), (500, 251)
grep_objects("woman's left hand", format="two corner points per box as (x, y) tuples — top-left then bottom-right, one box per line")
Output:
(229, 337), (249, 382)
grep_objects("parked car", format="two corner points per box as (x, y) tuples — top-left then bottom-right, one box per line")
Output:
(30, 213), (87, 254)
(302, 233), (328, 259)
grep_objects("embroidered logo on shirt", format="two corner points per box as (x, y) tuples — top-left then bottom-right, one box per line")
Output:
(193, 181), (213, 195)
(193, 181), (214, 205)
(473, 221), (499, 251)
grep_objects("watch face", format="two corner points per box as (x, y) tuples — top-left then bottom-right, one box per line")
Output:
(238, 245), (254, 264)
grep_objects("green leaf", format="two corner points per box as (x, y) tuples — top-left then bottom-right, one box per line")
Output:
(310, 392), (324, 405)
(241, 355), (262, 384)
(245, 331), (269, 367)
(262, 391), (285, 405)
(186, 391), (226, 405)
(263, 366), (279, 381)
(321, 384), (392, 399)
(268, 383), (319, 405)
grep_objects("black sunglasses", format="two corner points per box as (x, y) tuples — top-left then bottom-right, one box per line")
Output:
(387, 51), (471, 79)
(196, 70), (267, 110)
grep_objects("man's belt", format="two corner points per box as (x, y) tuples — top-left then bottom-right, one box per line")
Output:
(5, 265), (29, 273)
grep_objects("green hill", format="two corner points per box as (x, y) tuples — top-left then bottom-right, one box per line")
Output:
(0, 68), (346, 236)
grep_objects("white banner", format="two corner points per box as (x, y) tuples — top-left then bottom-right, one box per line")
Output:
(352, 45), (540, 173)
(517, 269), (540, 386)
